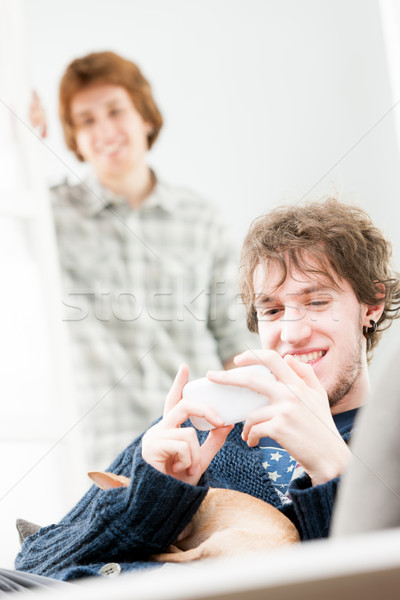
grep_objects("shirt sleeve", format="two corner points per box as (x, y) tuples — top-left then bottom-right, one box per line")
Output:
(15, 442), (209, 579)
(206, 213), (258, 364)
(282, 473), (340, 540)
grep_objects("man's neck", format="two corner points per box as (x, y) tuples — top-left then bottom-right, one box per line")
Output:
(96, 164), (155, 208)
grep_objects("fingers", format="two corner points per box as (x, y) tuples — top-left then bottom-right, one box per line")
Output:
(233, 349), (300, 385)
(234, 349), (326, 395)
(207, 351), (285, 402)
(162, 366), (224, 429)
(198, 425), (234, 472)
(161, 440), (196, 474)
(283, 354), (325, 393)
(245, 423), (268, 447)
(242, 405), (276, 445)
(143, 419), (231, 483)
(164, 364), (227, 428)
(144, 365), (232, 485)
(29, 90), (47, 138)
(234, 349), (278, 368)
(142, 426), (201, 474)
(163, 399), (225, 430)
(163, 364), (189, 417)
(207, 367), (268, 392)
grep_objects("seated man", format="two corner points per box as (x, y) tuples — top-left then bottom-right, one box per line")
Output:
(15, 199), (400, 582)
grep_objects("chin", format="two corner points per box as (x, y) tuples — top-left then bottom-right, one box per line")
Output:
(101, 161), (130, 177)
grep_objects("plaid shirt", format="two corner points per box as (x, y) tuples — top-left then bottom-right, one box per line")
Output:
(51, 174), (256, 468)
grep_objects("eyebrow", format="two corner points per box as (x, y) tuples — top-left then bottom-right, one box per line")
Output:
(72, 99), (124, 121)
(72, 110), (92, 121)
(254, 285), (336, 305)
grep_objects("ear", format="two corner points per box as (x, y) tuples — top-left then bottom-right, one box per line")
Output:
(363, 303), (384, 327)
(16, 518), (41, 545)
(143, 120), (155, 136)
(361, 283), (385, 328)
(88, 471), (130, 490)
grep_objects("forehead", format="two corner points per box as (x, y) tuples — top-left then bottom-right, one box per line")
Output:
(252, 258), (349, 299)
(71, 84), (132, 116)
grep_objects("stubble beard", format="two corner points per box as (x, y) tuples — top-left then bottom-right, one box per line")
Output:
(327, 324), (364, 409)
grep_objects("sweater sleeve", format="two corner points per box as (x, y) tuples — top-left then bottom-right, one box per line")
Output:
(282, 473), (340, 540)
(15, 442), (209, 578)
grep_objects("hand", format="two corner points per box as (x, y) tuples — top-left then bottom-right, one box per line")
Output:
(29, 90), (47, 138)
(207, 350), (351, 485)
(142, 365), (233, 486)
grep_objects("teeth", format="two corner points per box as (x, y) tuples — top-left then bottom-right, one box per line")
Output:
(99, 143), (121, 155)
(292, 351), (324, 364)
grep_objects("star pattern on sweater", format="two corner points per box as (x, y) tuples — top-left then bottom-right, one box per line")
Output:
(258, 443), (298, 495)
(270, 451), (283, 461)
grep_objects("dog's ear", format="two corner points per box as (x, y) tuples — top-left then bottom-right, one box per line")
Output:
(16, 519), (41, 545)
(88, 471), (130, 490)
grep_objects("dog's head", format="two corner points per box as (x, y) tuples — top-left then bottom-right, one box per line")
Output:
(88, 471), (130, 490)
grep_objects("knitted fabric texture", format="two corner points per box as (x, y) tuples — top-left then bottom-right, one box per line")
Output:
(16, 422), (340, 581)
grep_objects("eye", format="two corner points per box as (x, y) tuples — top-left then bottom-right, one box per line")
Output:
(110, 108), (122, 117)
(256, 306), (282, 320)
(76, 117), (94, 128)
(307, 299), (331, 308)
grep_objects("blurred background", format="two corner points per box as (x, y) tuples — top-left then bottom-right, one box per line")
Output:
(1, 0), (399, 567)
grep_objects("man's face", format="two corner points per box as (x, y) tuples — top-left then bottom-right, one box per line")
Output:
(70, 84), (152, 179)
(253, 258), (369, 412)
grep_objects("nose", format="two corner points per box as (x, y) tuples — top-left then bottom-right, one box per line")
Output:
(94, 116), (117, 140)
(280, 306), (312, 345)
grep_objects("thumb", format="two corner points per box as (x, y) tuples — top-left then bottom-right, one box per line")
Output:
(199, 425), (234, 472)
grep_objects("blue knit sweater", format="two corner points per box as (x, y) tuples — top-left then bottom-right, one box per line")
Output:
(15, 423), (340, 581)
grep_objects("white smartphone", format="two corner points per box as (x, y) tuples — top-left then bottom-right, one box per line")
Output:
(183, 364), (273, 431)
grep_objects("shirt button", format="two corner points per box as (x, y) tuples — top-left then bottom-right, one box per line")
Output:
(99, 562), (121, 577)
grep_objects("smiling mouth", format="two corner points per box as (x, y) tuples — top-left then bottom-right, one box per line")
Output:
(98, 142), (123, 156)
(289, 350), (326, 364)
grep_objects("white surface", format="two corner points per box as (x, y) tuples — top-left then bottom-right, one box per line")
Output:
(184, 365), (272, 430)
(7, 527), (400, 599)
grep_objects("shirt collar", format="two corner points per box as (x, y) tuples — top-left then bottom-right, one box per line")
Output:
(78, 170), (179, 217)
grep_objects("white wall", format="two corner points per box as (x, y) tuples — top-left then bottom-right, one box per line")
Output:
(21, 0), (400, 375)
(21, 0), (400, 256)
(0, 0), (87, 567)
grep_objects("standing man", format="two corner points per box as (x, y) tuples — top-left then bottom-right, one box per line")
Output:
(16, 198), (400, 581)
(32, 51), (254, 468)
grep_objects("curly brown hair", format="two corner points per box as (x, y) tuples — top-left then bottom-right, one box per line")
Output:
(59, 51), (163, 161)
(240, 198), (400, 361)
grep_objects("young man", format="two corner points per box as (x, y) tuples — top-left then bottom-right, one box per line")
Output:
(15, 199), (400, 581)
(32, 51), (253, 467)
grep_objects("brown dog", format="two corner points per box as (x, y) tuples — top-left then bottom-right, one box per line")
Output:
(88, 471), (300, 562)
